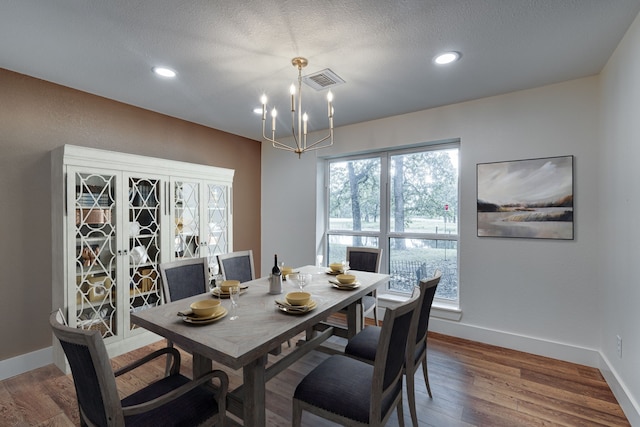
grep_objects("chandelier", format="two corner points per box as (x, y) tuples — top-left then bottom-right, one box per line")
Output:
(260, 57), (334, 158)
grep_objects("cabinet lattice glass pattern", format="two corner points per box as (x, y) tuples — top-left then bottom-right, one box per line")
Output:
(128, 178), (162, 331)
(172, 181), (230, 273)
(52, 145), (234, 372)
(74, 173), (117, 338)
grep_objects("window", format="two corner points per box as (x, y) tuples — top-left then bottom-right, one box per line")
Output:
(325, 143), (459, 302)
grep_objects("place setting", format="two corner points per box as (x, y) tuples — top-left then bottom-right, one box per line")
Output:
(275, 272), (317, 314)
(325, 261), (350, 275)
(177, 299), (227, 325)
(329, 273), (360, 290)
(275, 291), (317, 315)
(210, 279), (249, 298)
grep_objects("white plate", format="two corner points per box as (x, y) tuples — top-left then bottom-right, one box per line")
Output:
(331, 282), (361, 290)
(211, 286), (248, 298)
(181, 308), (228, 324)
(275, 299), (317, 314)
(325, 269), (343, 275)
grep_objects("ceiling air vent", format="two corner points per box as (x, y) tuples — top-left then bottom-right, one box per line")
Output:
(302, 68), (345, 91)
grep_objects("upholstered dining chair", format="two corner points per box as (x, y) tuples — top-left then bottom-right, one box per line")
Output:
(159, 257), (209, 303)
(345, 270), (442, 427)
(50, 311), (228, 427)
(159, 257), (210, 373)
(346, 246), (383, 326)
(216, 250), (255, 283)
(292, 287), (421, 427)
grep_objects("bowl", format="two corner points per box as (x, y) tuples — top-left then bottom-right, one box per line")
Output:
(329, 262), (343, 272)
(285, 291), (311, 306)
(336, 274), (356, 285)
(190, 299), (222, 317)
(280, 266), (293, 276)
(220, 280), (240, 292)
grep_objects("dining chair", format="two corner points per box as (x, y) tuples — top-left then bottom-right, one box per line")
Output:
(216, 250), (255, 283)
(292, 287), (421, 427)
(344, 269), (442, 427)
(346, 246), (383, 326)
(158, 257), (210, 374)
(159, 257), (209, 303)
(50, 310), (228, 427)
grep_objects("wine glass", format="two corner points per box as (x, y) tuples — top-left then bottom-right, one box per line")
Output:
(228, 285), (240, 320)
(295, 273), (312, 291)
(341, 260), (350, 274)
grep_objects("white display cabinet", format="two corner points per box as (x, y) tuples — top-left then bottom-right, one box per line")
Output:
(52, 145), (233, 371)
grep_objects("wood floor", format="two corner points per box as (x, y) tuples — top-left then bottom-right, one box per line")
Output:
(0, 330), (630, 426)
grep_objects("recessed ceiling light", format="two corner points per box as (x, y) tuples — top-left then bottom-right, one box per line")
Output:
(434, 52), (461, 65)
(152, 66), (177, 78)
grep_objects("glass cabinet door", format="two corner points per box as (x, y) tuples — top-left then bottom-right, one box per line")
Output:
(205, 183), (229, 268)
(126, 177), (163, 332)
(173, 180), (201, 259)
(71, 171), (118, 339)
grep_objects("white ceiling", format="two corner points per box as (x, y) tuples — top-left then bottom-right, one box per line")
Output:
(2, 1), (639, 141)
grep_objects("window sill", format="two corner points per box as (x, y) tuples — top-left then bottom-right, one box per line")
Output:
(377, 293), (462, 321)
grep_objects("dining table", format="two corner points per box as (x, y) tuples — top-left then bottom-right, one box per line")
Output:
(130, 265), (390, 427)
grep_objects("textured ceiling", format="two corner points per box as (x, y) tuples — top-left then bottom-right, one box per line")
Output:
(2, 0), (639, 141)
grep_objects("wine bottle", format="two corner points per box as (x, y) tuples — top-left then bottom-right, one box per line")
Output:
(269, 253), (283, 294)
(272, 254), (281, 276)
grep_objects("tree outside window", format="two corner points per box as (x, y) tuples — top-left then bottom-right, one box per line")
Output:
(326, 144), (459, 301)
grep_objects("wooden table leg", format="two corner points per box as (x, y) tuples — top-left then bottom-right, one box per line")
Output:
(347, 299), (364, 338)
(243, 354), (268, 426)
(192, 353), (212, 378)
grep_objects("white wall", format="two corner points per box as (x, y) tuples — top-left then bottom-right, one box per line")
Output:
(599, 11), (640, 424)
(262, 17), (640, 422)
(263, 75), (601, 362)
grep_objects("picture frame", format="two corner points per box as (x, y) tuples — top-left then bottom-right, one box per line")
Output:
(477, 155), (574, 239)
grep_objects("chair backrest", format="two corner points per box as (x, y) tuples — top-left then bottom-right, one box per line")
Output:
(217, 250), (255, 283)
(346, 246), (382, 273)
(50, 311), (123, 426)
(371, 287), (421, 410)
(414, 270), (442, 348)
(159, 257), (209, 303)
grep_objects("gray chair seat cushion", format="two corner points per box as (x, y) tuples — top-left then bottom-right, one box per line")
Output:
(293, 354), (399, 424)
(344, 325), (381, 362)
(122, 374), (220, 426)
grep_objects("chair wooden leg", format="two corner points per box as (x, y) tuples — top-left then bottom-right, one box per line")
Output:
(406, 369), (418, 427)
(421, 354), (432, 398)
(373, 305), (379, 326)
(396, 393), (405, 427)
(292, 399), (303, 427)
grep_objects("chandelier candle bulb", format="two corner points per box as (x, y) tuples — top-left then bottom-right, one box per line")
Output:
(303, 113), (308, 135)
(261, 94), (268, 120)
(271, 108), (277, 132)
(290, 84), (295, 111)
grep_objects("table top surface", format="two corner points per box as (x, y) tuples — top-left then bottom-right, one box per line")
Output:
(131, 265), (389, 369)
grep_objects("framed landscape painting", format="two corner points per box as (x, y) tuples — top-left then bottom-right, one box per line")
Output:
(477, 155), (574, 239)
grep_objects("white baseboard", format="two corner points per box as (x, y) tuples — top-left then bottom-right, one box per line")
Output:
(0, 347), (53, 381)
(599, 352), (640, 426)
(430, 318), (600, 366)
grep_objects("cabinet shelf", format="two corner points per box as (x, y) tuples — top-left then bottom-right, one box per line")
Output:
(77, 235), (114, 243)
